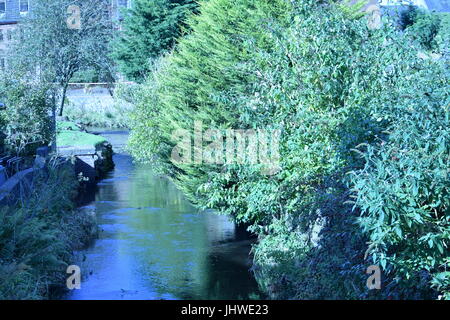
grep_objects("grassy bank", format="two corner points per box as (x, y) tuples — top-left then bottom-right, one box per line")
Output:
(56, 121), (107, 148)
(0, 160), (97, 299)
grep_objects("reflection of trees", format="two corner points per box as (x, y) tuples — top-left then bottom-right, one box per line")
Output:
(89, 153), (260, 299)
(196, 240), (262, 300)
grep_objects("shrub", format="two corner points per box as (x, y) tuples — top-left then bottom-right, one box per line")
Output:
(350, 60), (450, 299)
(0, 76), (52, 155)
(405, 9), (450, 52)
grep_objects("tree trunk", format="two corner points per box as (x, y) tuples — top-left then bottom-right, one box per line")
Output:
(51, 88), (57, 152)
(58, 83), (69, 117)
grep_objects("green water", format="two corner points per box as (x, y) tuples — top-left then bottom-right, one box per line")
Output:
(66, 131), (262, 300)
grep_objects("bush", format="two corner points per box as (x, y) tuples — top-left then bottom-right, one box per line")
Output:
(350, 60), (450, 299)
(0, 76), (52, 155)
(405, 9), (450, 52)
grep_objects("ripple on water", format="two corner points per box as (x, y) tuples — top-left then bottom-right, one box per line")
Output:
(101, 213), (131, 221)
(99, 223), (133, 233)
(109, 207), (141, 214)
(68, 147), (262, 300)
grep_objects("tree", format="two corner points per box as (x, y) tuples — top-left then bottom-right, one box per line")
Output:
(111, 0), (197, 82)
(8, 0), (115, 117)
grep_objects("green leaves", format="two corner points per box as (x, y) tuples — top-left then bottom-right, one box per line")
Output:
(0, 164), (94, 299)
(128, 0), (450, 300)
(350, 56), (449, 298)
(111, 0), (197, 81)
(0, 78), (52, 156)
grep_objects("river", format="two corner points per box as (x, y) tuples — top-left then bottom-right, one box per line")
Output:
(65, 130), (262, 300)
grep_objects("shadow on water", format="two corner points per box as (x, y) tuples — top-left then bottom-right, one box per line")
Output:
(66, 133), (262, 300)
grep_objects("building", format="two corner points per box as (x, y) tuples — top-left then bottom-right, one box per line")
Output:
(0, 0), (132, 68)
(379, 0), (450, 11)
(0, 0), (28, 67)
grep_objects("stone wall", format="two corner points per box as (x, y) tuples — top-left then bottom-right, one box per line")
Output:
(0, 143), (115, 206)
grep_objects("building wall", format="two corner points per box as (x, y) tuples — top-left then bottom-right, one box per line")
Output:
(0, 0), (27, 22)
(0, 24), (16, 51)
(0, 0), (28, 67)
(0, 24), (17, 68)
(0, 0), (131, 24)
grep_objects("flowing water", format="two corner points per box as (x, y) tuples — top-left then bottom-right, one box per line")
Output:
(66, 130), (262, 300)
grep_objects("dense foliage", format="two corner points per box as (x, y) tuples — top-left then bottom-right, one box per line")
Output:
(129, 0), (293, 198)
(0, 161), (97, 299)
(350, 60), (450, 299)
(0, 76), (52, 155)
(111, 0), (197, 81)
(129, 0), (449, 299)
(404, 8), (450, 52)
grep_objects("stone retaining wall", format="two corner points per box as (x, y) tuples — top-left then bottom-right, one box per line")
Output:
(0, 143), (114, 206)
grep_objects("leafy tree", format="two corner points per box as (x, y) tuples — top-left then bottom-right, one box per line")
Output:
(128, 0), (293, 200)
(111, 0), (197, 81)
(8, 0), (115, 117)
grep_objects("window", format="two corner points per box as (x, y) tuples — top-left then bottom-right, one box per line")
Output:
(118, 0), (129, 8)
(0, 1), (6, 15)
(0, 30), (3, 42)
(6, 29), (11, 41)
(20, 0), (29, 14)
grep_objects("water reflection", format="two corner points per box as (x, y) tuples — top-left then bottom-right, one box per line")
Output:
(68, 153), (261, 300)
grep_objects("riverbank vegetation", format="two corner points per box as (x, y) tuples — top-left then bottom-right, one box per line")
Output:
(128, 0), (449, 299)
(0, 1), (110, 299)
(0, 74), (53, 156)
(0, 75), (99, 299)
(62, 83), (138, 129)
(0, 160), (97, 299)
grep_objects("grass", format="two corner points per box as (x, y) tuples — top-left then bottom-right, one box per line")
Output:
(56, 121), (107, 148)
(63, 83), (136, 128)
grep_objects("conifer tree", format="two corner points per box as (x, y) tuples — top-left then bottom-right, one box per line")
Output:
(111, 0), (197, 81)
